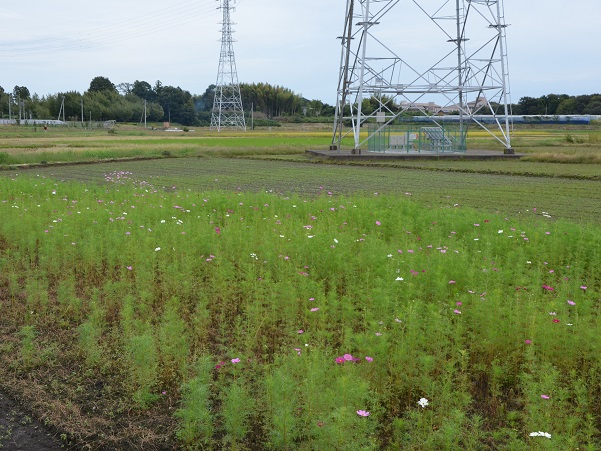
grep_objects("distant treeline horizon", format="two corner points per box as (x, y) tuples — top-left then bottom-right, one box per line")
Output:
(2, 77), (600, 125)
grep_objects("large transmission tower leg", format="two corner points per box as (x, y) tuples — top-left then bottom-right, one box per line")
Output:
(211, 0), (246, 132)
(333, 0), (512, 154)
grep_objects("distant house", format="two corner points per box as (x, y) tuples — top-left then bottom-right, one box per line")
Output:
(399, 101), (442, 114)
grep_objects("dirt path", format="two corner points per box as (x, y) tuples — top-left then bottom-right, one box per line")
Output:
(0, 390), (63, 450)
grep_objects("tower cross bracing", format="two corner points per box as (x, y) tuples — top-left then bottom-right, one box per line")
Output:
(211, 0), (246, 131)
(333, 0), (512, 153)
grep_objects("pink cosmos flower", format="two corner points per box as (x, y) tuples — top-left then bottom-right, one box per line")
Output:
(375, 221), (381, 226)
(567, 300), (576, 306)
(231, 358), (241, 364)
(310, 308), (320, 312)
(541, 395), (550, 399)
(215, 227), (221, 235)
(449, 280), (456, 284)
(580, 285), (587, 291)
(335, 357), (345, 364)
(552, 319), (560, 323)
(356, 410), (370, 417)
(343, 354), (354, 361)
(454, 309), (461, 314)
(525, 340), (532, 344)
(365, 356), (374, 362)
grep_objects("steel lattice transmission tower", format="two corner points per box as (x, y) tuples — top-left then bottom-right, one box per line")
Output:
(333, 0), (513, 153)
(211, 0), (246, 131)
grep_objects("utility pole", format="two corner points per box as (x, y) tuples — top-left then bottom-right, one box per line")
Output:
(210, 0), (246, 131)
(58, 96), (65, 122)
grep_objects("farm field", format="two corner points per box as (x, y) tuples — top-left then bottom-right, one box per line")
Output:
(0, 123), (600, 449)
(259, 154), (601, 180)
(1, 122), (601, 166)
(7, 156), (601, 224)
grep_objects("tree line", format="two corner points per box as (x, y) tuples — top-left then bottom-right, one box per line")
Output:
(512, 94), (601, 116)
(0, 77), (334, 126)
(2, 77), (600, 126)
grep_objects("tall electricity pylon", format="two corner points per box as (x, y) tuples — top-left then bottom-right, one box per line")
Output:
(333, 0), (512, 153)
(211, 0), (246, 131)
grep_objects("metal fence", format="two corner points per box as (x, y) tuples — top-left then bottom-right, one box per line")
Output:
(366, 122), (467, 153)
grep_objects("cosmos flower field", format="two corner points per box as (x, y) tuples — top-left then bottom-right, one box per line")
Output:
(0, 171), (599, 449)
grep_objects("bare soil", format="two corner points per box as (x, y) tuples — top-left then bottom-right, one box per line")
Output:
(0, 390), (63, 450)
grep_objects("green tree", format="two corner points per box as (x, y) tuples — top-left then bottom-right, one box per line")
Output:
(46, 91), (83, 120)
(132, 80), (156, 102)
(240, 82), (305, 118)
(116, 82), (133, 95)
(540, 94), (569, 115)
(12, 86), (30, 100)
(193, 85), (216, 112)
(156, 85), (197, 125)
(30, 94), (51, 119)
(584, 95), (601, 115)
(573, 95), (591, 114)
(515, 96), (542, 115)
(88, 76), (116, 93)
(556, 98), (577, 115)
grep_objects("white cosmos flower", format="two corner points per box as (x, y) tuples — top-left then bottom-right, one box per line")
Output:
(417, 398), (429, 408)
(155, 247), (161, 251)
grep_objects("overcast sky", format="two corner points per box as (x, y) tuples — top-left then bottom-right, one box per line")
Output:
(2, 0), (600, 104)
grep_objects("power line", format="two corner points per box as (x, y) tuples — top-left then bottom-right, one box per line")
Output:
(1, 0), (220, 57)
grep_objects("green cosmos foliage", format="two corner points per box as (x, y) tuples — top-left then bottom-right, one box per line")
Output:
(0, 173), (600, 449)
